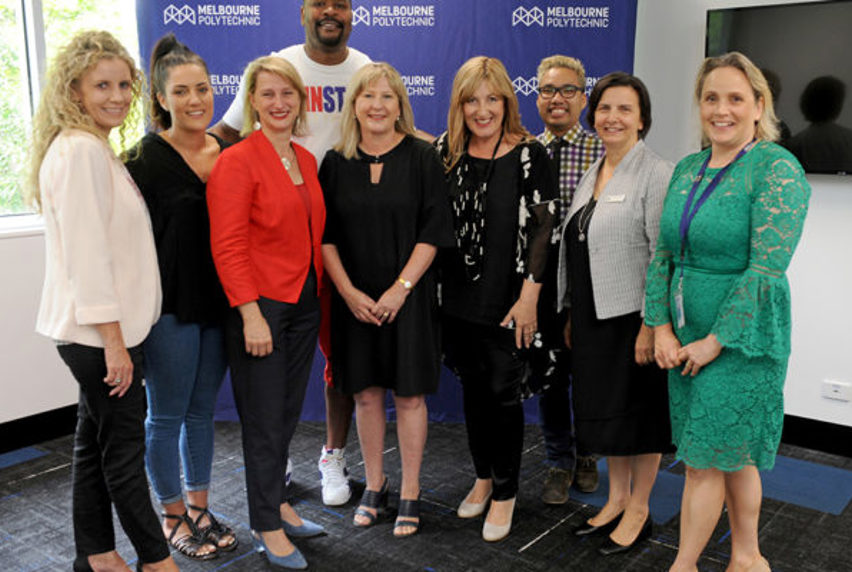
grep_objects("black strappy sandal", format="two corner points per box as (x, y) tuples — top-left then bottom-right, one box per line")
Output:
(353, 476), (389, 527)
(187, 504), (238, 552)
(394, 494), (421, 538)
(162, 511), (218, 561)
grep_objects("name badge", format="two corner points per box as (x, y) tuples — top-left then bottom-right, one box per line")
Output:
(605, 194), (626, 203)
(674, 276), (686, 328)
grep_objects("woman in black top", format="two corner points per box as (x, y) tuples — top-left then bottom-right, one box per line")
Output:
(125, 35), (235, 560)
(320, 63), (453, 537)
(437, 56), (557, 542)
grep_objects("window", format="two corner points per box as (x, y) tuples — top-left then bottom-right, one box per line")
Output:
(0, 0), (139, 216)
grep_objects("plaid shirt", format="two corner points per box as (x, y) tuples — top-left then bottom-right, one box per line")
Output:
(539, 124), (604, 224)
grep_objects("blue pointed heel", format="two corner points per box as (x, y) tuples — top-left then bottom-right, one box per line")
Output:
(282, 517), (325, 538)
(252, 531), (308, 570)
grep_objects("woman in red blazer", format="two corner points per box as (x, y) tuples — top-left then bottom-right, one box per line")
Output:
(208, 55), (325, 571)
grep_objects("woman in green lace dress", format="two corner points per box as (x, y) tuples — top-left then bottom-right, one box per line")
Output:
(644, 52), (810, 572)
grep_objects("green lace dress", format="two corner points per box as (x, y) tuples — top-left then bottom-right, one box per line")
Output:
(644, 141), (810, 471)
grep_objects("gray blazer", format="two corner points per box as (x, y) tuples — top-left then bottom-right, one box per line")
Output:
(556, 140), (673, 320)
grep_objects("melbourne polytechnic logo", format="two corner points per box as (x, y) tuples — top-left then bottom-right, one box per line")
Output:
(164, 4), (196, 25)
(163, 4), (262, 26)
(353, 4), (436, 27)
(513, 5), (612, 28)
(512, 6), (545, 27)
(353, 6), (371, 25)
(513, 76), (539, 97)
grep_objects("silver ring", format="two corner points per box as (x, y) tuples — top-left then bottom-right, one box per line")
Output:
(113, 377), (122, 385)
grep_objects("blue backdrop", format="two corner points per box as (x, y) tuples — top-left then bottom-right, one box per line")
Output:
(136, 0), (637, 423)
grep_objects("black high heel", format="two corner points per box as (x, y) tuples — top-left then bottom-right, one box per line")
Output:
(394, 493), (421, 538)
(598, 516), (653, 556)
(353, 476), (389, 527)
(573, 510), (623, 537)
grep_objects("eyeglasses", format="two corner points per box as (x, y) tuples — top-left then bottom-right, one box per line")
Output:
(539, 84), (583, 100)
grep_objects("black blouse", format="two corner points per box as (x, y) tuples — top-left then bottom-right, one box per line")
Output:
(437, 137), (558, 325)
(125, 133), (229, 326)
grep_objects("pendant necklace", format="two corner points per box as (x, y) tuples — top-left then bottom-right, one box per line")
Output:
(280, 144), (294, 171)
(577, 199), (596, 242)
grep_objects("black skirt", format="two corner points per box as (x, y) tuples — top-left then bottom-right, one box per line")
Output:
(567, 201), (673, 456)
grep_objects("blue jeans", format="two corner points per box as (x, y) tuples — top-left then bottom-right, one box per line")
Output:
(143, 314), (227, 504)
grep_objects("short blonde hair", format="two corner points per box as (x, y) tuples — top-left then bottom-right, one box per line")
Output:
(336, 62), (416, 159)
(537, 55), (586, 88)
(240, 55), (308, 138)
(445, 56), (530, 170)
(27, 30), (143, 210)
(695, 51), (779, 144)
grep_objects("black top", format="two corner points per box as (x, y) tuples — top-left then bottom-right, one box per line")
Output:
(319, 135), (454, 395)
(441, 141), (557, 326)
(125, 132), (229, 325)
(442, 148), (519, 324)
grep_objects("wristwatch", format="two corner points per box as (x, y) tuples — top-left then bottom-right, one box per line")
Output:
(397, 276), (413, 290)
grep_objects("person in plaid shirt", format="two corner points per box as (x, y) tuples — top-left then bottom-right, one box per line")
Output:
(535, 55), (604, 505)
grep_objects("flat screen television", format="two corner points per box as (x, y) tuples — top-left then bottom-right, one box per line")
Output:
(706, 0), (852, 175)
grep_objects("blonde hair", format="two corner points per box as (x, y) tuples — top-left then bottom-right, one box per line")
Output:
(537, 54), (587, 89)
(695, 51), (780, 144)
(240, 56), (308, 138)
(27, 30), (143, 210)
(445, 56), (531, 170)
(336, 62), (416, 159)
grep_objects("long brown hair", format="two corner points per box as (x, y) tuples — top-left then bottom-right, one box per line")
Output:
(444, 56), (530, 170)
(149, 33), (209, 130)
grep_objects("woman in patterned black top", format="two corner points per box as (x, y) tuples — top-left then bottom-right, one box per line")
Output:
(436, 56), (557, 543)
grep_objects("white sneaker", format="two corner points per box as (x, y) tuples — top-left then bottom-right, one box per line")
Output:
(318, 446), (351, 506)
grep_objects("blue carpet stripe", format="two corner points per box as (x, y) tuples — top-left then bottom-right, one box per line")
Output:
(0, 447), (47, 470)
(569, 454), (852, 524)
(760, 454), (852, 515)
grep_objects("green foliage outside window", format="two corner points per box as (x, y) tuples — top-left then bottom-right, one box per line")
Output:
(0, 0), (139, 215)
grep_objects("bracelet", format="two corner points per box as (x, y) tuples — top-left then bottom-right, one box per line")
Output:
(397, 276), (413, 290)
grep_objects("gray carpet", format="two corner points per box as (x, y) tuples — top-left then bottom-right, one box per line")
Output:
(1, 421), (850, 571)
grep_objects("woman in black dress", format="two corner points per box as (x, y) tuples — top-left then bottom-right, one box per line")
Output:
(556, 73), (673, 555)
(320, 62), (453, 537)
(436, 56), (557, 542)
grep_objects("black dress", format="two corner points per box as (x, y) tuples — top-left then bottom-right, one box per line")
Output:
(319, 136), (454, 396)
(567, 199), (672, 456)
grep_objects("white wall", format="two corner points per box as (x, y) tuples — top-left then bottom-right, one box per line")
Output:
(0, 220), (76, 424)
(635, 0), (852, 427)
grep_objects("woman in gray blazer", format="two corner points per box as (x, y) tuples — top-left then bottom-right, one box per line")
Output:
(556, 72), (673, 556)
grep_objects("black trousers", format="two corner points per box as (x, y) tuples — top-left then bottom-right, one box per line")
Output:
(57, 343), (170, 570)
(443, 316), (525, 500)
(227, 272), (320, 531)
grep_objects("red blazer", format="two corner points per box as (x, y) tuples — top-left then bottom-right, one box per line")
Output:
(208, 130), (325, 307)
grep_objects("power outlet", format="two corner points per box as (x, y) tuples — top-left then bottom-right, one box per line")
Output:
(821, 380), (852, 402)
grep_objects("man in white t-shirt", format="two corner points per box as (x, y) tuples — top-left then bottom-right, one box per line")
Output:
(213, 0), (370, 164)
(212, 0), (369, 507)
